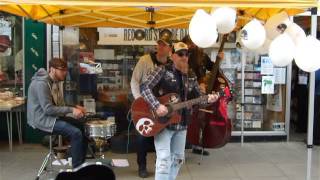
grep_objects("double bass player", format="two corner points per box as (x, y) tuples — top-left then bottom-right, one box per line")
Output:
(182, 35), (225, 155)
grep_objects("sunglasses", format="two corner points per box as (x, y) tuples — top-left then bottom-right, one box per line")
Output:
(176, 51), (189, 57)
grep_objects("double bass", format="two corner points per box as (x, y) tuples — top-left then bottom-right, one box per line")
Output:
(187, 34), (232, 148)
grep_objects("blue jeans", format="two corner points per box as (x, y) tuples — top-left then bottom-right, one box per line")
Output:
(52, 118), (87, 168)
(154, 128), (187, 180)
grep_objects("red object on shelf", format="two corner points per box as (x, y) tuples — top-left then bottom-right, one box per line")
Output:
(0, 35), (11, 53)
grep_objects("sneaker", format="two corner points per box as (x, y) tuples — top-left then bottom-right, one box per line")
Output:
(138, 169), (149, 178)
(192, 148), (210, 156)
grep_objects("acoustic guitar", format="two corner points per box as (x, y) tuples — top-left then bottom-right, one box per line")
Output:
(131, 91), (223, 137)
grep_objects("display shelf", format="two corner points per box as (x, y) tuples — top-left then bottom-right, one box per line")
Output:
(235, 67), (264, 130)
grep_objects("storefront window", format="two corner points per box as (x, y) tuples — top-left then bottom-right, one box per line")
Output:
(0, 12), (23, 95)
(218, 48), (287, 133)
(75, 27), (288, 135)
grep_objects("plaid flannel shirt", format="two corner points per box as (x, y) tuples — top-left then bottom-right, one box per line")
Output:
(140, 63), (205, 131)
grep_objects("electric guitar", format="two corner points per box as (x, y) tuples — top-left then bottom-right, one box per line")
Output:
(131, 91), (223, 137)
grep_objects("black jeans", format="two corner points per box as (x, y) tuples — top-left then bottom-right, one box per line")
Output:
(136, 134), (154, 170)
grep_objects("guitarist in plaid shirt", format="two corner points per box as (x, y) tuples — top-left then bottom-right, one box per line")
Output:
(140, 42), (218, 180)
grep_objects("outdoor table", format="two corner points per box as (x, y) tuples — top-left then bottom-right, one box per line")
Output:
(0, 100), (25, 152)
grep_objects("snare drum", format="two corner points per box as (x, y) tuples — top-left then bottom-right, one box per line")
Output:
(85, 120), (116, 139)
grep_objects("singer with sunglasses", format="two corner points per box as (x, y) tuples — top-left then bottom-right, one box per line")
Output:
(130, 34), (172, 178)
(140, 42), (219, 180)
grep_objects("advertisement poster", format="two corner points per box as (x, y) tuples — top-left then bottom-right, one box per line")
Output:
(262, 76), (275, 94)
(261, 56), (274, 75)
(274, 68), (286, 84)
(267, 85), (282, 112)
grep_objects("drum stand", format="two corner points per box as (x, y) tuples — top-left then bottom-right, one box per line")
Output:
(198, 147), (205, 165)
(36, 135), (64, 180)
(92, 137), (108, 159)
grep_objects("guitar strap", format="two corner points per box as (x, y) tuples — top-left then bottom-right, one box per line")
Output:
(184, 74), (188, 101)
(181, 74), (189, 126)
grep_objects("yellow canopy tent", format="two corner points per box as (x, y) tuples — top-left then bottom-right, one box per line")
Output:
(0, 0), (318, 146)
(0, 0), (317, 28)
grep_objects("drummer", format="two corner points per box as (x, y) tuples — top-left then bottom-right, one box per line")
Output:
(27, 58), (88, 168)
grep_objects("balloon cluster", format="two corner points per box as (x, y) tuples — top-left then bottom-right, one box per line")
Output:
(189, 8), (320, 72)
(189, 7), (236, 48)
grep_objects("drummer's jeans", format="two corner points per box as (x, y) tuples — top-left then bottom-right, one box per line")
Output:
(53, 118), (87, 168)
(154, 128), (186, 180)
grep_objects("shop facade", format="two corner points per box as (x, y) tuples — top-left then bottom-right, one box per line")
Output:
(0, 13), (315, 145)
(64, 27), (291, 141)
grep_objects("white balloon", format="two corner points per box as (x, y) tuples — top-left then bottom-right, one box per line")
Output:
(211, 7), (237, 34)
(269, 33), (295, 67)
(255, 38), (272, 55)
(285, 23), (306, 45)
(264, 11), (292, 40)
(240, 19), (266, 50)
(189, 9), (218, 48)
(295, 35), (320, 72)
(235, 31), (247, 50)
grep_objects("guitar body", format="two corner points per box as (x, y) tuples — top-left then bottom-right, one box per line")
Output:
(204, 95), (232, 148)
(131, 93), (181, 137)
(187, 85), (232, 148)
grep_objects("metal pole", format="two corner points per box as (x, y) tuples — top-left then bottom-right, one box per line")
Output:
(22, 18), (25, 97)
(285, 63), (292, 142)
(241, 50), (246, 146)
(59, 27), (62, 58)
(47, 24), (52, 66)
(307, 7), (317, 148)
(306, 148), (312, 180)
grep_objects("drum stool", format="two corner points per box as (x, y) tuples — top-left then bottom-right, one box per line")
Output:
(35, 135), (64, 180)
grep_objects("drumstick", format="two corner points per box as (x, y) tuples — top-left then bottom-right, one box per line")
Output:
(199, 108), (214, 114)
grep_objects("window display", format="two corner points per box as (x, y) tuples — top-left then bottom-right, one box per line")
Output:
(219, 49), (287, 133)
(0, 12), (23, 96)
(77, 27), (288, 136)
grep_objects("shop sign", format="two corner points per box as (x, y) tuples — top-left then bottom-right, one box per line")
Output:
(97, 28), (188, 45)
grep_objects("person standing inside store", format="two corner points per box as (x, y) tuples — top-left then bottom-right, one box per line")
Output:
(296, 69), (308, 133)
(27, 58), (87, 168)
(130, 34), (172, 178)
(314, 69), (320, 145)
(140, 42), (219, 180)
(182, 35), (224, 156)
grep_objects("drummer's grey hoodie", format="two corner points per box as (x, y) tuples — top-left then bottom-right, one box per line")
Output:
(27, 68), (73, 133)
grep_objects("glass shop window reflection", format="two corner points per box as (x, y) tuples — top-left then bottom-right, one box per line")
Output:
(0, 13), (23, 95)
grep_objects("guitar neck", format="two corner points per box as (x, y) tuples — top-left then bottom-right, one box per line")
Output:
(171, 95), (208, 111)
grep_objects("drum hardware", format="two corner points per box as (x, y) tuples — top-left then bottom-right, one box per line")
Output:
(85, 120), (116, 159)
(53, 135), (69, 159)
